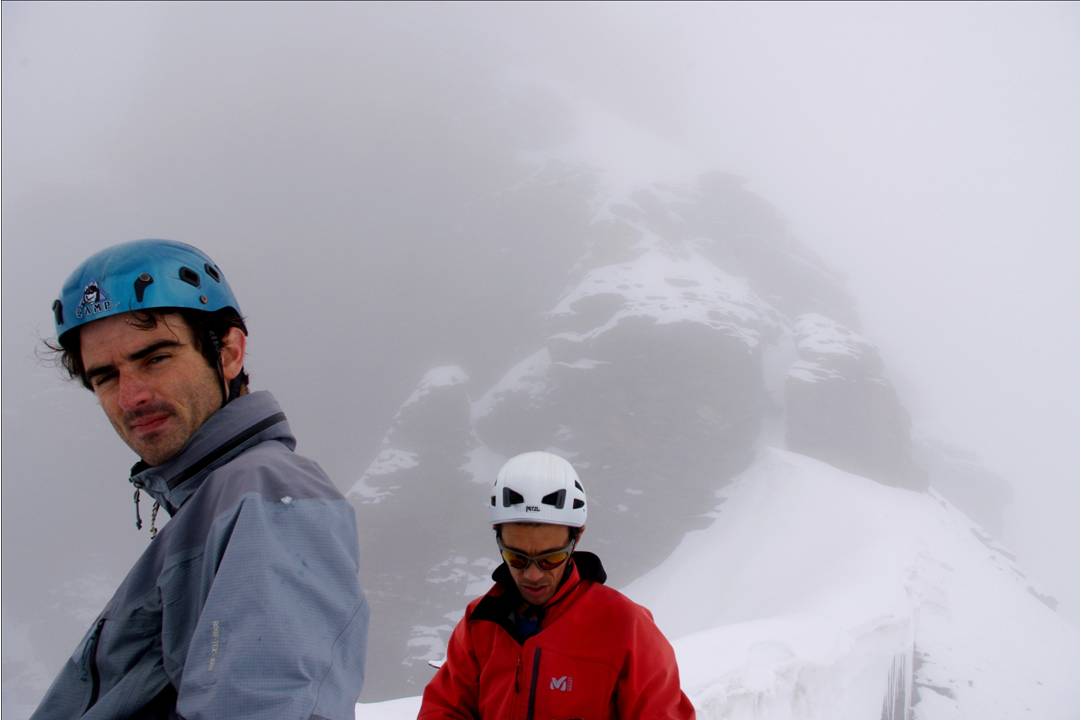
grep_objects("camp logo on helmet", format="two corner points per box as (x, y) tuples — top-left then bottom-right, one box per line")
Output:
(75, 281), (113, 319)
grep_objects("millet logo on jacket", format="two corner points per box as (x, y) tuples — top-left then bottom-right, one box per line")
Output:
(549, 675), (573, 692)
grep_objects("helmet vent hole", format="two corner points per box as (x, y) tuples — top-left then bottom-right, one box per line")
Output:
(490, 496), (496, 507)
(541, 490), (566, 509)
(573, 499), (585, 510)
(502, 488), (525, 507)
(204, 263), (222, 282)
(574, 481), (583, 492)
(133, 273), (155, 302)
(52, 299), (64, 326)
(178, 266), (201, 288)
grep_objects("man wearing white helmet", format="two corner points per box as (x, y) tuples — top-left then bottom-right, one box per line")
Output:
(419, 451), (695, 719)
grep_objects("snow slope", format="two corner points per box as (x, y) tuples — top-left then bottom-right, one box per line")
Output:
(640, 448), (1075, 719)
(356, 448), (1076, 719)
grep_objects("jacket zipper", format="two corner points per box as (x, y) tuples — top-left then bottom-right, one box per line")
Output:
(81, 618), (106, 712)
(526, 647), (542, 720)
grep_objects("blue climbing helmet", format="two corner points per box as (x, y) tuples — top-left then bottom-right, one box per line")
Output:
(53, 239), (242, 347)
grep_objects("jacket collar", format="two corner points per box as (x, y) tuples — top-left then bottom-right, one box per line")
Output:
(470, 551), (607, 635)
(128, 391), (293, 515)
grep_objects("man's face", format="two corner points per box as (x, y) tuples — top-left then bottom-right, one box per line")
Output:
(80, 313), (223, 466)
(499, 523), (575, 606)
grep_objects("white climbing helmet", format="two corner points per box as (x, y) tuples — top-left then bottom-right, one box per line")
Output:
(490, 451), (587, 527)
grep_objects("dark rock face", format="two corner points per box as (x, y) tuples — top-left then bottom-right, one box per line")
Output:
(350, 171), (999, 699)
(353, 367), (491, 699)
(479, 318), (768, 583)
(785, 313), (927, 489)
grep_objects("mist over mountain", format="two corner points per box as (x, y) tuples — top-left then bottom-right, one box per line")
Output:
(348, 166), (1021, 700)
(2, 3), (1075, 717)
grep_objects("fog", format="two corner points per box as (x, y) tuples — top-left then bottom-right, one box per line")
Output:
(2, 1), (1077, 711)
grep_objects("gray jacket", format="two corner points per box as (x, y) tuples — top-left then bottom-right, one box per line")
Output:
(31, 391), (368, 720)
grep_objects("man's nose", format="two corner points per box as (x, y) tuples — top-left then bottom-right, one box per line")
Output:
(117, 372), (153, 411)
(522, 563), (545, 581)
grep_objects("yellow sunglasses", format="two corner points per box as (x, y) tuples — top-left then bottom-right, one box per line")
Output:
(497, 538), (576, 571)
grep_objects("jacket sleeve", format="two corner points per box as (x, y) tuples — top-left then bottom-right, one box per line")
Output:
(615, 608), (696, 719)
(417, 613), (481, 719)
(172, 491), (369, 720)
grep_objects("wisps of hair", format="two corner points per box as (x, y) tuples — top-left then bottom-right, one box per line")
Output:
(43, 308), (249, 392)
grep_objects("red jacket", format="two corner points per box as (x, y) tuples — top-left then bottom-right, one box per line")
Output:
(419, 552), (696, 719)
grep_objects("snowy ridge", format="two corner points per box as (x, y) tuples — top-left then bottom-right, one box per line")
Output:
(787, 313), (875, 384)
(550, 246), (774, 348)
(399, 365), (469, 413)
(349, 365), (469, 501)
(625, 448), (1072, 719)
(793, 313), (872, 358)
(787, 359), (844, 383)
(674, 612), (914, 720)
(471, 349), (551, 421)
(348, 448), (415, 501)
(361, 448), (419, 479)
(459, 444), (506, 486)
(356, 448), (1074, 718)
(403, 552), (502, 670)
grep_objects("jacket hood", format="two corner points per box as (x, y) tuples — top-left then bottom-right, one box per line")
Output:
(129, 390), (293, 515)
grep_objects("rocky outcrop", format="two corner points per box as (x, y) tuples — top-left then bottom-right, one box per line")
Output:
(351, 367), (489, 698)
(786, 313), (926, 489)
(349, 171), (1001, 698)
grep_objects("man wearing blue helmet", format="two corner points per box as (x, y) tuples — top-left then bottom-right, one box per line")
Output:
(33, 240), (369, 720)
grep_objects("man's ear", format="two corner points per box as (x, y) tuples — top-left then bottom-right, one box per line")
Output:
(219, 326), (247, 383)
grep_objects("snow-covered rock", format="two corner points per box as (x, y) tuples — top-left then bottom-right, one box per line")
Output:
(348, 172), (1008, 700)
(550, 246), (774, 348)
(356, 448), (1075, 718)
(786, 313), (923, 489)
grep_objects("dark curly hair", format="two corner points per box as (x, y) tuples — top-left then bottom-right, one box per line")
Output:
(47, 308), (250, 396)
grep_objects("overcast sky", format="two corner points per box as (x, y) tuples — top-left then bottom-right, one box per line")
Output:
(2, 0), (1077, 707)
(485, 0), (1080, 613)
